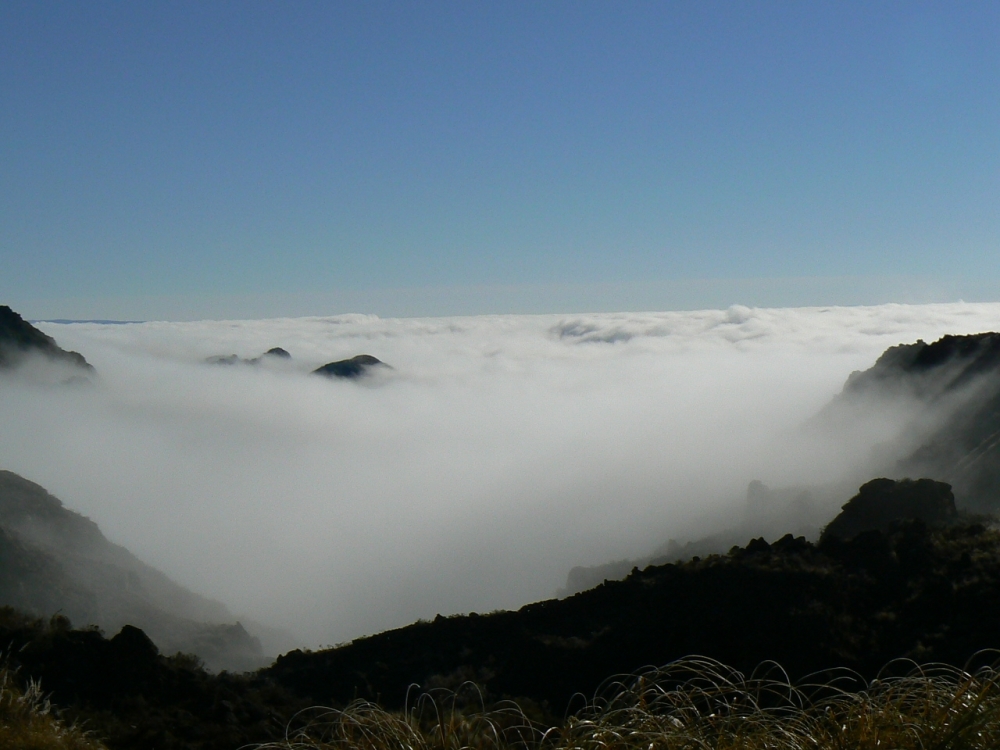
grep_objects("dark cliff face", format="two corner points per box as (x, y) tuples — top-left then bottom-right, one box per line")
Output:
(0, 305), (93, 372)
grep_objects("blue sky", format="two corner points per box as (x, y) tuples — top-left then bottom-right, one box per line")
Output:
(2, 1), (998, 320)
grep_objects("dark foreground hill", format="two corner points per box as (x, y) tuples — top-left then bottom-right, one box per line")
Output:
(0, 608), (308, 750)
(0, 470), (272, 671)
(264, 484), (1000, 713)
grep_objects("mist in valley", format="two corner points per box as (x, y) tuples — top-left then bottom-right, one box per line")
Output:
(2, 302), (999, 652)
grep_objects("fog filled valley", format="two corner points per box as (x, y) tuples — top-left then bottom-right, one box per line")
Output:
(4, 302), (1000, 655)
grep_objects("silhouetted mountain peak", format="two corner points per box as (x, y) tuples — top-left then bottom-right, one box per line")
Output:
(0, 305), (94, 375)
(312, 354), (388, 379)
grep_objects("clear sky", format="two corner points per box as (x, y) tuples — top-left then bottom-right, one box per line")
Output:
(2, 1), (998, 320)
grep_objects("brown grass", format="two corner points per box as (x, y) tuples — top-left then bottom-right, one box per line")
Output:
(0, 665), (107, 750)
(250, 656), (1000, 750)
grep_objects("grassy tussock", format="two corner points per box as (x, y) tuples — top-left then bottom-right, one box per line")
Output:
(252, 656), (1000, 750)
(0, 666), (107, 750)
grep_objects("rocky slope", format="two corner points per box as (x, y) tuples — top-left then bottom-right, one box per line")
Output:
(881, 334), (1000, 513)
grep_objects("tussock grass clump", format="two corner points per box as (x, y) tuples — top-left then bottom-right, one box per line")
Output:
(0, 665), (107, 750)
(253, 656), (1000, 750)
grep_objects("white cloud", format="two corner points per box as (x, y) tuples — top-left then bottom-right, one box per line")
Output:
(2, 302), (1000, 648)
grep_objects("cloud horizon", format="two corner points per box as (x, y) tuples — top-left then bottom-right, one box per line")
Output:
(3, 302), (1000, 650)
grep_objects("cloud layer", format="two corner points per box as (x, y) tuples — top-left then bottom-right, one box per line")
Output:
(3, 303), (1000, 648)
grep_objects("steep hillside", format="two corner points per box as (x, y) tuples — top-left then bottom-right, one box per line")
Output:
(0, 470), (269, 671)
(829, 332), (1000, 513)
(0, 305), (93, 376)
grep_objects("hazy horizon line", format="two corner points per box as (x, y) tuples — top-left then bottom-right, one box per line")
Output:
(13, 272), (1000, 324)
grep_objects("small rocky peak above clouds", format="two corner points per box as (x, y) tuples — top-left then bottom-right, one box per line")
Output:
(312, 354), (389, 379)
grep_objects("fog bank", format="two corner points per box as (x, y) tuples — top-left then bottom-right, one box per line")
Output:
(2, 303), (999, 648)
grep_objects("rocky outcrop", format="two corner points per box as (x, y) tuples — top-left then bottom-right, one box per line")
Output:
(820, 478), (958, 543)
(312, 354), (387, 379)
(0, 305), (93, 373)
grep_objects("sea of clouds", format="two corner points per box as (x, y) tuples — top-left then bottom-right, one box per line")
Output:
(2, 302), (1000, 650)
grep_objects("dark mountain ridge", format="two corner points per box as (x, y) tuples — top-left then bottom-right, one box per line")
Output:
(205, 347), (291, 366)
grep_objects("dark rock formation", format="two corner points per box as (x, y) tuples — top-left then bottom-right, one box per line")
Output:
(312, 354), (387, 379)
(0, 470), (270, 671)
(259, 347), (290, 359)
(0, 305), (93, 372)
(820, 478), (957, 543)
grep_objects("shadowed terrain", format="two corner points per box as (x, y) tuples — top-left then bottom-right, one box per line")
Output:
(0, 470), (270, 672)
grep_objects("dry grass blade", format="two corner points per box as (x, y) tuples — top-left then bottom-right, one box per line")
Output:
(0, 664), (108, 750)
(250, 656), (1000, 750)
